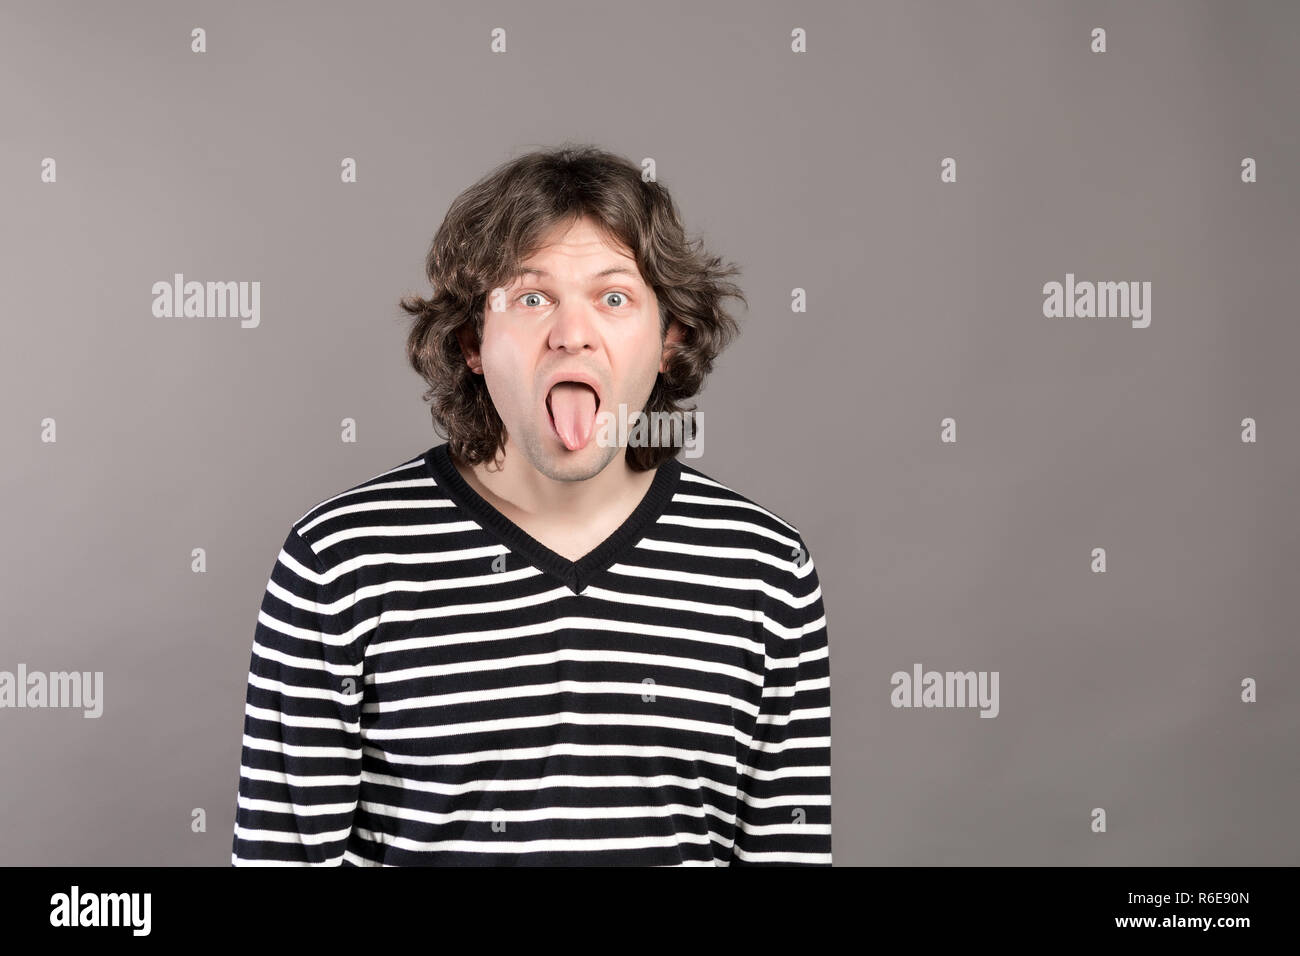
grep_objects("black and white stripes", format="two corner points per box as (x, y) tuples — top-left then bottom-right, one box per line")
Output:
(231, 444), (830, 865)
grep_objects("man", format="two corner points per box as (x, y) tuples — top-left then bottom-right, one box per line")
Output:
(231, 145), (831, 865)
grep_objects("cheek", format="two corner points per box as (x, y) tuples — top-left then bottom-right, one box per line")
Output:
(614, 324), (666, 398)
(477, 329), (529, 409)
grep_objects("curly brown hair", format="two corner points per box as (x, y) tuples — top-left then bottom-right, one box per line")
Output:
(398, 143), (747, 472)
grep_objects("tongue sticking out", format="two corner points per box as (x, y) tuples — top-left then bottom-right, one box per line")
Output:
(548, 382), (598, 451)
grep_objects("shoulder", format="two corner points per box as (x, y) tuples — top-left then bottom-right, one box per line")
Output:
(284, 446), (443, 567)
(671, 460), (825, 643)
(672, 459), (818, 579)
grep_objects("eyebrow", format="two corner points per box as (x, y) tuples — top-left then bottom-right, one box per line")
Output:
(512, 266), (642, 283)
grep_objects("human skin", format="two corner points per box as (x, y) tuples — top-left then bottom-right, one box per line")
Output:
(451, 215), (685, 557)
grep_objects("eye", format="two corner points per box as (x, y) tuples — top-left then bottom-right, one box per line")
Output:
(518, 292), (549, 309)
(603, 291), (631, 308)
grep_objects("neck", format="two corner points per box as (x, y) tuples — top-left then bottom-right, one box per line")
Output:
(452, 438), (655, 523)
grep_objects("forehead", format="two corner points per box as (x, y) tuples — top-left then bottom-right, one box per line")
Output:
(508, 219), (645, 284)
(510, 263), (644, 285)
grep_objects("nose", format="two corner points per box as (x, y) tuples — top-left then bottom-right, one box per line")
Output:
(547, 300), (598, 353)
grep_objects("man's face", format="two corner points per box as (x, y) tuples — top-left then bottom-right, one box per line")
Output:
(458, 216), (682, 482)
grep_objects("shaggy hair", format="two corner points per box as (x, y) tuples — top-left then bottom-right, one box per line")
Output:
(399, 143), (746, 471)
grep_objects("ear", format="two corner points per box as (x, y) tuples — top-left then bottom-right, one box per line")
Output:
(455, 321), (483, 374)
(659, 318), (685, 374)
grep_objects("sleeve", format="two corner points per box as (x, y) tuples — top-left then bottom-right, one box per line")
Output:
(731, 537), (832, 865)
(231, 526), (365, 866)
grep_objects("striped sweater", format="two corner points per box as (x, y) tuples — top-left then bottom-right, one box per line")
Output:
(230, 443), (831, 866)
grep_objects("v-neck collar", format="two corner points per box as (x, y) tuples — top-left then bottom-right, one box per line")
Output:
(424, 442), (682, 594)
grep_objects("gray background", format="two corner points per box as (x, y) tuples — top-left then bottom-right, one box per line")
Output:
(2, 0), (1297, 865)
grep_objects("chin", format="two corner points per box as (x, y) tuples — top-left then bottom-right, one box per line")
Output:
(535, 437), (618, 482)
